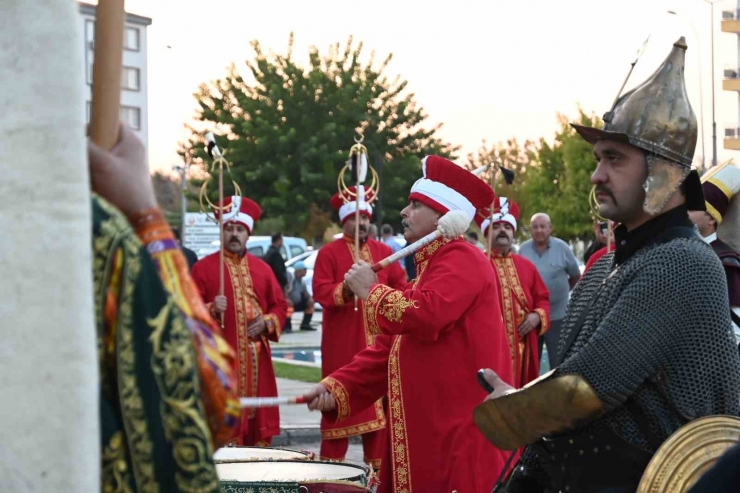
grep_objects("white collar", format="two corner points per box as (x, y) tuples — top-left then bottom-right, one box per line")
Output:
(703, 232), (718, 244)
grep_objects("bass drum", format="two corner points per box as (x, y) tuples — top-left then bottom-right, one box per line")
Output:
(217, 459), (373, 493)
(213, 446), (312, 463)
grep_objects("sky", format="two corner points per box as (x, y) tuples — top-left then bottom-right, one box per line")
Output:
(109, 0), (740, 173)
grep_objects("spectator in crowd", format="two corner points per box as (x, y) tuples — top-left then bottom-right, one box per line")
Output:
(173, 227), (199, 270)
(583, 220), (608, 264)
(285, 261), (316, 331)
(263, 232), (288, 290)
(465, 231), (485, 250)
(367, 223), (379, 241)
(519, 212), (581, 369)
(381, 223), (405, 271)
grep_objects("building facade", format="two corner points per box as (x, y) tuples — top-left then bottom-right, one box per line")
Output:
(78, 2), (152, 146)
(722, 2), (740, 152)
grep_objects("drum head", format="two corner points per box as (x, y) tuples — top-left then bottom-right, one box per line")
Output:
(213, 446), (310, 463)
(217, 460), (368, 485)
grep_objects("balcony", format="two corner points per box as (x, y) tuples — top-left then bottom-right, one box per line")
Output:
(723, 66), (740, 91)
(722, 9), (740, 33)
(725, 125), (740, 150)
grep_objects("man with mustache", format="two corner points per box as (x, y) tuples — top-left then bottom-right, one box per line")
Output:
(191, 196), (288, 447)
(312, 186), (406, 467)
(476, 197), (550, 387)
(475, 38), (740, 493)
(304, 156), (513, 492)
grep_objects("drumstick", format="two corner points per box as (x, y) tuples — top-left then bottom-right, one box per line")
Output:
(370, 210), (470, 272)
(240, 396), (309, 408)
(89, 0), (125, 149)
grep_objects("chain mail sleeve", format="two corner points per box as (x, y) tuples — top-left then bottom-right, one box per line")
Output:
(475, 239), (740, 490)
(556, 239), (738, 413)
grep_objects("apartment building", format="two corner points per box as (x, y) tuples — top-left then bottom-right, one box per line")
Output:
(78, 2), (152, 146)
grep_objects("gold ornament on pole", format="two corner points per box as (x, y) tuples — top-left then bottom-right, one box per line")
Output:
(199, 132), (242, 327)
(338, 130), (380, 311)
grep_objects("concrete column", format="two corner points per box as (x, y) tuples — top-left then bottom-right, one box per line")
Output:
(0, 1), (98, 491)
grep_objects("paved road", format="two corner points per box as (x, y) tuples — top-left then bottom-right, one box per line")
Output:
(276, 310), (322, 347)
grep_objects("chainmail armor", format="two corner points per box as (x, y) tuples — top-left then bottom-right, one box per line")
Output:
(520, 236), (740, 471)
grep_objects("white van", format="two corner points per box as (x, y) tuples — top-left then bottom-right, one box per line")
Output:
(246, 236), (308, 261)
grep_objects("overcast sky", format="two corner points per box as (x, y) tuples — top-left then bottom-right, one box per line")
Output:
(110, 0), (740, 172)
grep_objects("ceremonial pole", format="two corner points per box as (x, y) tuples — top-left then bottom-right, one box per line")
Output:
(205, 133), (226, 327)
(353, 140), (362, 312)
(486, 171), (496, 261)
(90, 0), (125, 148)
(339, 131), (377, 311)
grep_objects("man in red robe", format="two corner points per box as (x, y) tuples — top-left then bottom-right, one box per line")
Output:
(313, 186), (406, 467)
(304, 156), (513, 493)
(192, 196), (288, 446)
(476, 197), (550, 386)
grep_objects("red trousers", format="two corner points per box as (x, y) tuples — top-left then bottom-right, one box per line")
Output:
(231, 418), (272, 447)
(319, 430), (384, 470)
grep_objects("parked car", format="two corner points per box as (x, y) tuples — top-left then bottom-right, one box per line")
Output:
(197, 236), (308, 261)
(286, 249), (321, 311)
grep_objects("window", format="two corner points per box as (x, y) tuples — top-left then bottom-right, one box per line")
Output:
(85, 20), (95, 84)
(280, 246), (288, 261)
(121, 67), (140, 91)
(87, 58), (94, 84)
(85, 20), (95, 44)
(248, 246), (264, 256)
(290, 245), (305, 258)
(124, 27), (140, 51)
(120, 106), (141, 130)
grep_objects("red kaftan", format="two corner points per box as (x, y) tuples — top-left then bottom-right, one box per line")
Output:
(312, 236), (406, 443)
(490, 250), (550, 387)
(192, 250), (288, 444)
(323, 237), (513, 493)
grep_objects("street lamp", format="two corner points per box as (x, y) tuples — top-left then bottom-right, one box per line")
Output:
(703, 0), (720, 167)
(668, 9), (707, 170)
(173, 164), (188, 238)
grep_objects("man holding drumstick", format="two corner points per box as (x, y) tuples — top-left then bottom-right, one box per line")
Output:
(303, 155), (513, 493)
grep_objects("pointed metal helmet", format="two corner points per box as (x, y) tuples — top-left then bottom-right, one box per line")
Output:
(573, 37), (697, 167)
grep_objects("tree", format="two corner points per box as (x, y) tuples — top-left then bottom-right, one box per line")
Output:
(180, 34), (456, 242)
(467, 109), (602, 243)
(151, 171), (181, 213)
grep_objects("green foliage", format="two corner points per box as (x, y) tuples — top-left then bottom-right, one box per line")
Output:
(467, 109), (602, 242)
(253, 217), (285, 236)
(180, 34), (456, 242)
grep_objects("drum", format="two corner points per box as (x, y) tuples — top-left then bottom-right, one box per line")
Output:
(213, 445), (312, 463)
(217, 460), (372, 493)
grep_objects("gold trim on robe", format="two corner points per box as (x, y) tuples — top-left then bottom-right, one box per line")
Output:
(323, 376), (351, 421)
(389, 336), (412, 493)
(225, 254), (263, 420)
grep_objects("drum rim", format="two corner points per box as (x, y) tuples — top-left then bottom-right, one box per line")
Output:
(213, 445), (311, 463)
(216, 459), (370, 485)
